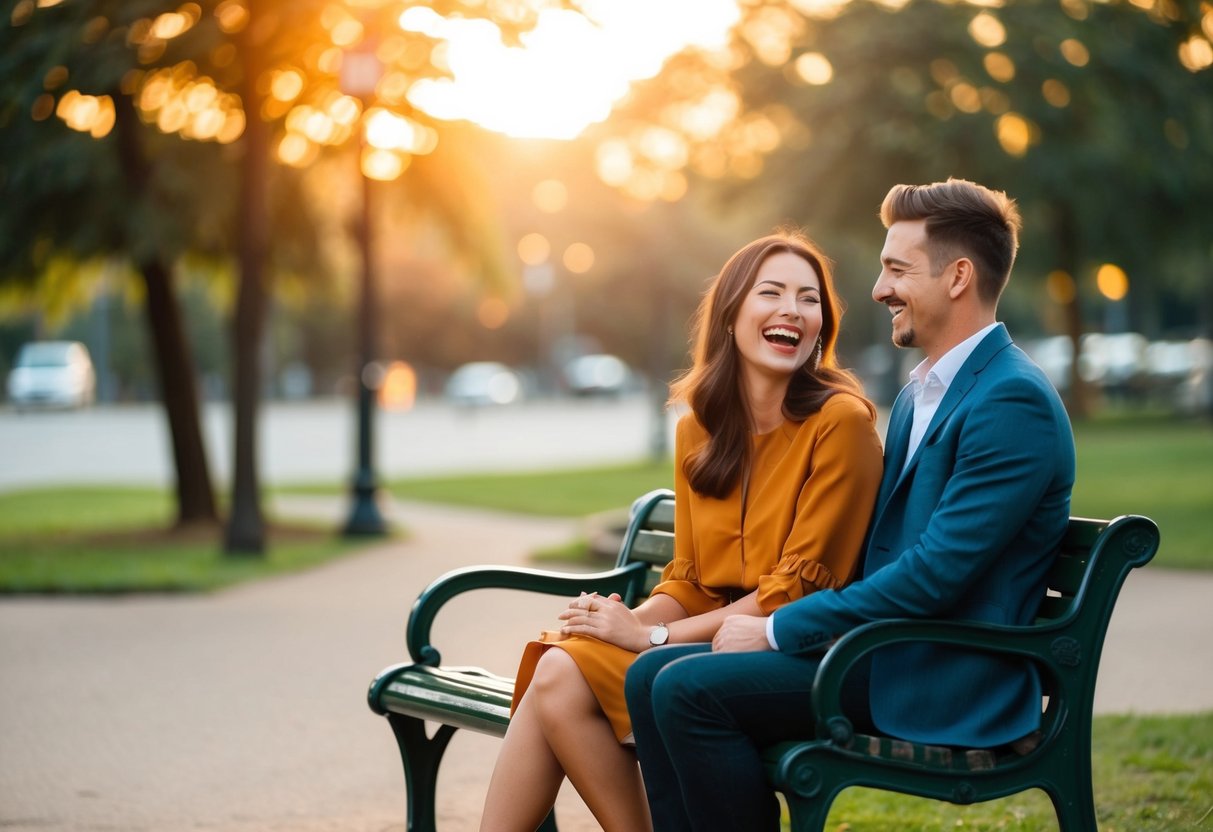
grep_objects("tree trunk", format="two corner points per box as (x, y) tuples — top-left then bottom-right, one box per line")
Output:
(140, 258), (219, 527)
(1056, 209), (1094, 420)
(112, 89), (217, 528)
(224, 2), (271, 555)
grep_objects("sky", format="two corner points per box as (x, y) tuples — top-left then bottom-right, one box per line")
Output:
(400, 0), (741, 139)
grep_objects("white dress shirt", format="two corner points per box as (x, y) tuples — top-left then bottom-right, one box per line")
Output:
(765, 322), (1001, 651)
(902, 322), (1000, 471)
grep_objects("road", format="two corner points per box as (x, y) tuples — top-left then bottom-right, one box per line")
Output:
(0, 395), (679, 492)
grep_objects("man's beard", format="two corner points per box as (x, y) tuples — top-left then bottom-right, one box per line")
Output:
(894, 327), (916, 349)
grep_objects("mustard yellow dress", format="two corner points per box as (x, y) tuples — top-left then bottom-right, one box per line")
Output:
(511, 392), (884, 741)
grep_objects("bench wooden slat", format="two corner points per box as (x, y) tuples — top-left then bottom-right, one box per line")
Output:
(629, 529), (675, 566)
(380, 665), (513, 736)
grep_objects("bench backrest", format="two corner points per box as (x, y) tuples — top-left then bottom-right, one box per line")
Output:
(616, 489), (676, 599)
(618, 491), (1158, 643)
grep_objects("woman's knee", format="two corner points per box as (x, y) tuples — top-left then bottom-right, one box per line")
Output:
(530, 648), (594, 715)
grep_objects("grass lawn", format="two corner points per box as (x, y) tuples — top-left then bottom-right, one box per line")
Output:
(1, 411), (1207, 593)
(1069, 414), (1212, 570)
(813, 712), (1213, 831)
(385, 459), (674, 517)
(0, 486), (372, 593)
(381, 413), (1211, 569)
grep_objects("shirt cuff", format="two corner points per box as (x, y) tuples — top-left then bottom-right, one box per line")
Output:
(766, 612), (781, 651)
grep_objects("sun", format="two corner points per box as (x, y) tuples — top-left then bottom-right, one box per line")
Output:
(400, 0), (740, 140)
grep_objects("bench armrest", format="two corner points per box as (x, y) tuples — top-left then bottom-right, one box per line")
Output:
(811, 618), (1058, 746)
(406, 562), (650, 665)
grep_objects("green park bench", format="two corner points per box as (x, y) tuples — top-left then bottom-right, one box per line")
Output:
(367, 489), (1159, 832)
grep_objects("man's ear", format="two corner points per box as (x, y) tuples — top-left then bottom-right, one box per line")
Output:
(948, 258), (977, 299)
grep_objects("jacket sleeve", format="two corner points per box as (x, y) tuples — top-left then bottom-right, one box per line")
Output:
(772, 373), (1074, 655)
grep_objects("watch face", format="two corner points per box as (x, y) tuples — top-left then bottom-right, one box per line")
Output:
(650, 624), (669, 646)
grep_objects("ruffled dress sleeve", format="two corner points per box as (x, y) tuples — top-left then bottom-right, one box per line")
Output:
(755, 394), (883, 615)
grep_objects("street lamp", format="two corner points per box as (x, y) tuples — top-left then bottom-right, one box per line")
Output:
(340, 44), (387, 537)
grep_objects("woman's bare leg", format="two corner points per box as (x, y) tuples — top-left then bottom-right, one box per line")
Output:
(480, 689), (565, 832)
(530, 649), (653, 832)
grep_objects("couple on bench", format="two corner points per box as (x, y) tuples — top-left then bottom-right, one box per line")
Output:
(480, 178), (1076, 832)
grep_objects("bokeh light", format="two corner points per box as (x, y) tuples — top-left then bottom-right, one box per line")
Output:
(1178, 35), (1213, 71)
(1096, 264), (1129, 301)
(968, 13), (1006, 48)
(1060, 38), (1091, 67)
(794, 52), (834, 85)
(477, 297), (511, 330)
(995, 112), (1033, 156)
(1047, 270), (1076, 305)
(55, 91), (115, 138)
(361, 146), (408, 180)
(563, 243), (595, 274)
(983, 52), (1016, 83)
(517, 233), (551, 266)
(1042, 79), (1071, 107)
(532, 180), (568, 213)
(378, 361), (418, 410)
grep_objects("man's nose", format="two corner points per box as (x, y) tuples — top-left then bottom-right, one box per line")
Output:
(872, 273), (890, 302)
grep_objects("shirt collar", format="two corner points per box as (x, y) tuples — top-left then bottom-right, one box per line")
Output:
(908, 322), (1000, 392)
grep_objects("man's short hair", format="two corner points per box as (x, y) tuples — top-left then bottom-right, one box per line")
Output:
(881, 178), (1022, 304)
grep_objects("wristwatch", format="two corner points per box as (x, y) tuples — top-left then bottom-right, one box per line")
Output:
(648, 623), (669, 647)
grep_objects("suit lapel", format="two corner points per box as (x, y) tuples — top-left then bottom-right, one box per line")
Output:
(897, 325), (1013, 480)
(877, 384), (914, 507)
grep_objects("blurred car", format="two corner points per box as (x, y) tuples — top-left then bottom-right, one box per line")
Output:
(563, 354), (630, 397)
(6, 340), (96, 410)
(444, 361), (523, 406)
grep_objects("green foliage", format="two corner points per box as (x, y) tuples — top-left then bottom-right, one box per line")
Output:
(0, 1), (239, 278)
(633, 0), (1213, 340)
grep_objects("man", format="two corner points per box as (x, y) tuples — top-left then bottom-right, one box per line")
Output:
(624, 178), (1076, 831)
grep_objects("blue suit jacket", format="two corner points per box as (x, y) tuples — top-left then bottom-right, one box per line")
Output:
(771, 325), (1075, 747)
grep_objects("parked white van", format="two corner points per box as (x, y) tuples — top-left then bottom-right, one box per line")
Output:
(6, 341), (97, 410)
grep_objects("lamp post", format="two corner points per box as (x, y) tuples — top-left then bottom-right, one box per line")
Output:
(340, 44), (387, 537)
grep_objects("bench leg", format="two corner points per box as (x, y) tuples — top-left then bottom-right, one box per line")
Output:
(1045, 765), (1097, 832)
(782, 791), (837, 832)
(387, 714), (561, 832)
(388, 714), (457, 832)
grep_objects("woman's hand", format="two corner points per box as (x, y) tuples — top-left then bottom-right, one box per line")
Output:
(558, 592), (648, 653)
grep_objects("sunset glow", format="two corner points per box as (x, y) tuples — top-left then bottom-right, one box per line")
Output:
(402, 0), (741, 139)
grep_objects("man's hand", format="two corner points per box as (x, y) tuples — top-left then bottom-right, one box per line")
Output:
(712, 614), (772, 653)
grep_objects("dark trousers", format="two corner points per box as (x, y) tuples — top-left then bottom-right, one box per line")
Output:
(624, 644), (872, 832)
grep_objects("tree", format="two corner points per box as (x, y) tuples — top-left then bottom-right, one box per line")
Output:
(0, 0), (232, 526)
(4, 0), (576, 552)
(603, 0), (1213, 414)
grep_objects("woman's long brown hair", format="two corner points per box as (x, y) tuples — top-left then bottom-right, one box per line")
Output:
(669, 231), (868, 499)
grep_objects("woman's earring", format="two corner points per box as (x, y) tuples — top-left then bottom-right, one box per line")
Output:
(726, 326), (734, 337)
(813, 339), (823, 370)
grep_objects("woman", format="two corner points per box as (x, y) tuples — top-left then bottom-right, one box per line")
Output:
(479, 232), (883, 832)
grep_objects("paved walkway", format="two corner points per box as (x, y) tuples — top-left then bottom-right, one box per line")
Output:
(1, 498), (1210, 832)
